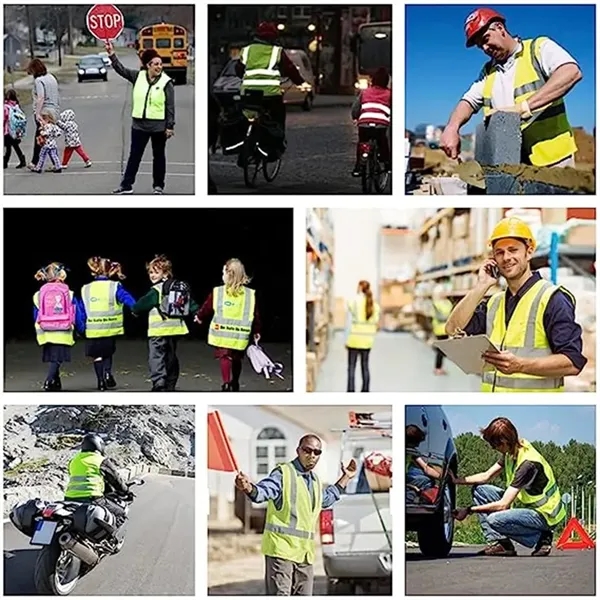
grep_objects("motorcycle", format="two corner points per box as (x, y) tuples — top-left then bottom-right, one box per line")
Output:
(9, 478), (145, 595)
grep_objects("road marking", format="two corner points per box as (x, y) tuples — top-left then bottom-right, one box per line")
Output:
(86, 161), (195, 166)
(6, 170), (194, 178)
(61, 95), (120, 100)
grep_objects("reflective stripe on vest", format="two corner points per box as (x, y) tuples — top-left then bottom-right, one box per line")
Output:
(262, 462), (322, 564)
(432, 299), (453, 337)
(65, 451), (105, 498)
(481, 38), (577, 167)
(482, 279), (571, 392)
(346, 296), (379, 350)
(131, 71), (171, 120)
(358, 87), (392, 126)
(208, 286), (255, 350)
(504, 439), (566, 527)
(240, 44), (282, 95)
(148, 283), (189, 337)
(81, 280), (124, 338)
(33, 289), (75, 347)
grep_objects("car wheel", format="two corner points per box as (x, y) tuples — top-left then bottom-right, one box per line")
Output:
(417, 476), (455, 558)
(302, 94), (313, 112)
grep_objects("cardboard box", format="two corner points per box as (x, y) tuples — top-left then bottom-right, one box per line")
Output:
(333, 297), (346, 329)
(566, 223), (596, 246)
(380, 283), (412, 308)
(542, 208), (567, 225)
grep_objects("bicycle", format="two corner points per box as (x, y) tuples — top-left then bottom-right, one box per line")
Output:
(358, 125), (390, 194)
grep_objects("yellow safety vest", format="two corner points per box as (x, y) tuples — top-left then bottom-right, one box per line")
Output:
(147, 283), (189, 337)
(482, 278), (574, 392)
(65, 451), (105, 499)
(33, 290), (75, 347)
(81, 280), (124, 339)
(131, 71), (171, 120)
(482, 38), (577, 167)
(346, 296), (380, 350)
(208, 285), (255, 351)
(504, 439), (566, 528)
(432, 298), (453, 337)
(262, 462), (323, 565)
(240, 43), (283, 97)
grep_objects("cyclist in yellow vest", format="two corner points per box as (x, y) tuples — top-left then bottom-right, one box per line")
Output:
(105, 41), (175, 195)
(64, 433), (130, 545)
(132, 255), (199, 391)
(452, 417), (566, 557)
(445, 217), (586, 392)
(235, 434), (357, 595)
(440, 8), (582, 168)
(346, 280), (380, 392)
(81, 257), (136, 391)
(431, 284), (454, 376)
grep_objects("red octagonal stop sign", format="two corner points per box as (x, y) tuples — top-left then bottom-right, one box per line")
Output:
(86, 4), (125, 42)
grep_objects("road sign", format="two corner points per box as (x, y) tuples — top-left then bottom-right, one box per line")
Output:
(86, 4), (125, 42)
(556, 517), (596, 550)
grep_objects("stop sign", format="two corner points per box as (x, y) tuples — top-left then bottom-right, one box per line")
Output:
(86, 4), (125, 42)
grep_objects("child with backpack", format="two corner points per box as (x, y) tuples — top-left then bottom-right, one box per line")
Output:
(132, 255), (199, 391)
(32, 108), (62, 173)
(57, 109), (92, 169)
(80, 257), (136, 391)
(33, 263), (85, 391)
(3, 88), (27, 169)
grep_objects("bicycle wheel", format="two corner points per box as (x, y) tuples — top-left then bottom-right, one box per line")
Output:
(373, 157), (390, 194)
(362, 152), (374, 193)
(242, 141), (260, 188)
(263, 156), (282, 182)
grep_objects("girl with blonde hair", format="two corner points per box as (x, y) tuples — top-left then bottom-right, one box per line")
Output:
(81, 257), (136, 391)
(195, 258), (261, 391)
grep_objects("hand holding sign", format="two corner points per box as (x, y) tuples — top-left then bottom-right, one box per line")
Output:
(86, 4), (125, 42)
(104, 41), (115, 56)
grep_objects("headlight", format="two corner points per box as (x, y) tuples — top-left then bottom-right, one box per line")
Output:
(78, 69), (84, 75)
(100, 68), (106, 74)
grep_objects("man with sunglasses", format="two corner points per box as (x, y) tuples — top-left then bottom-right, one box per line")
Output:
(235, 434), (357, 595)
(439, 8), (581, 169)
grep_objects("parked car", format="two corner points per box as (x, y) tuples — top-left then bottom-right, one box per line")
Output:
(405, 405), (458, 558)
(32, 43), (53, 58)
(77, 55), (108, 83)
(97, 51), (111, 68)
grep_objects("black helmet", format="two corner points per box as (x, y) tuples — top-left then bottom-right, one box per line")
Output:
(81, 433), (105, 455)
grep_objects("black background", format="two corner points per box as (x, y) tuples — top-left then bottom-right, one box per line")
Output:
(4, 208), (293, 342)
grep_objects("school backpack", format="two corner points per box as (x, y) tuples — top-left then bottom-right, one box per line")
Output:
(7, 104), (27, 140)
(160, 279), (191, 318)
(37, 282), (75, 331)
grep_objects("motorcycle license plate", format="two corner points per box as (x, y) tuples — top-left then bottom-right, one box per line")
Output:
(30, 520), (57, 546)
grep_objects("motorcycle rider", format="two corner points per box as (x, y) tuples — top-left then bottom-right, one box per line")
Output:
(64, 433), (130, 545)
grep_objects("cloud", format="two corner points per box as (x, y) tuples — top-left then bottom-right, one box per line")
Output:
(526, 420), (560, 441)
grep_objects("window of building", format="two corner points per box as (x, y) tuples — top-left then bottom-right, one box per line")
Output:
(254, 426), (287, 479)
(292, 6), (312, 19)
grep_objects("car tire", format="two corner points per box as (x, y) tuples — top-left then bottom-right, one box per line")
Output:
(327, 579), (355, 595)
(417, 476), (455, 558)
(302, 94), (313, 112)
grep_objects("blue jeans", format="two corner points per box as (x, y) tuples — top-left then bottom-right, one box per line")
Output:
(407, 465), (433, 490)
(472, 484), (551, 548)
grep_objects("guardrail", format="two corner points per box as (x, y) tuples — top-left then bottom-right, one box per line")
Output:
(157, 467), (195, 478)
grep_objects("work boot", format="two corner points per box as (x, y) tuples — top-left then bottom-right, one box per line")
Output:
(104, 373), (117, 389)
(531, 531), (553, 556)
(477, 539), (517, 556)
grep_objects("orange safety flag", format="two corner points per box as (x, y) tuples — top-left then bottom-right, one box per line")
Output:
(207, 410), (239, 472)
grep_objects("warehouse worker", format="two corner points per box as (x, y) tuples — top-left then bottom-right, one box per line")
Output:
(235, 435), (357, 595)
(445, 217), (586, 392)
(431, 284), (453, 376)
(452, 417), (566, 557)
(440, 8), (581, 168)
(346, 279), (380, 392)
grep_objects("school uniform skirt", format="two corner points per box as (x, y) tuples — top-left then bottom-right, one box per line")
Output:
(85, 337), (117, 359)
(42, 343), (71, 363)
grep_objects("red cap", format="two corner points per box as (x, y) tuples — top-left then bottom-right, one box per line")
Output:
(256, 21), (279, 40)
(464, 8), (505, 48)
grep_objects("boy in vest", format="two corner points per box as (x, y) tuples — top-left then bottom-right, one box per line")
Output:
(451, 417), (566, 556)
(132, 255), (199, 391)
(350, 66), (392, 176)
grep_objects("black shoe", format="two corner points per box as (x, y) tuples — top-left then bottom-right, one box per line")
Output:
(221, 382), (232, 392)
(230, 381), (240, 392)
(43, 379), (56, 391)
(104, 373), (117, 389)
(54, 376), (62, 391)
(152, 385), (166, 392)
(153, 186), (164, 194)
(351, 167), (361, 177)
(112, 185), (133, 194)
(97, 379), (107, 391)
(15, 162), (26, 169)
(531, 531), (553, 556)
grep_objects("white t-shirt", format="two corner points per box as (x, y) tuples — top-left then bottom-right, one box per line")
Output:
(461, 37), (578, 112)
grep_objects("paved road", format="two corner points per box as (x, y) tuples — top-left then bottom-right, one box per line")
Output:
(209, 106), (392, 195)
(4, 474), (195, 596)
(4, 53), (194, 195)
(4, 340), (293, 392)
(406, 545), (595, 595)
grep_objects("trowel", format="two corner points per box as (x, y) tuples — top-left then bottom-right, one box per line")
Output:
(455, 159), (486, 189)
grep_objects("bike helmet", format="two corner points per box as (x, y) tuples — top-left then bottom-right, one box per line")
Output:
(82, 433), (105, 455)
(256, 21), (279, 41)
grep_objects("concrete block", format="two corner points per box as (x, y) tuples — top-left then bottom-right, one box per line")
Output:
(475, 112), (522, 166)
(484, 172), (585, 195)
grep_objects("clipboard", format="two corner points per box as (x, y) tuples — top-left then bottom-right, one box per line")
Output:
(433, 334), (501, 376)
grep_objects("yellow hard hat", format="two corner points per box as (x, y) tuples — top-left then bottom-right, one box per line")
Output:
(488, 217), (537, 251)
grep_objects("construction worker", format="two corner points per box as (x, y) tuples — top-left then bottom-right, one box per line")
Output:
(445, 217), (586, 392)
(452, 417), (566, 557)
(431, 284), (453, 376)
(234, 435), (357, 595)
(440, 8), (581, 168)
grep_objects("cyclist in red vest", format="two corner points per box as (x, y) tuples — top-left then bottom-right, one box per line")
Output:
(351, 66), (392, 176)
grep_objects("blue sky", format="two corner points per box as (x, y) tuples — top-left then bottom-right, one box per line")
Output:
(405, 4), (596, 133)
(441, 405), (596, 446)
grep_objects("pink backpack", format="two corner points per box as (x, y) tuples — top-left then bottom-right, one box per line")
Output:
(37, 282), (75, 331)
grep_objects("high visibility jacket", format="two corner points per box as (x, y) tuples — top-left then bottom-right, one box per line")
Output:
(148, 283), (189, 337)
(33, 290), (75, 347)
(208, 285), (255, 351)
(65, 451), (105, 499)
(262, 462), (323, 564)
(240, 44), (283, 97)
(346, 296), (380, 350)
(482, 38), (577, 167)
(431, 298), (453, 337)
(81, 280), (124, 339)
(131, 71), (171, 120)
(505, 439), (566, 528)
(358, 86), (391, 127)
(482, 278), (574, 392)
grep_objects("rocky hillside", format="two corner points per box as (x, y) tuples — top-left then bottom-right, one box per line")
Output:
(4, 405), (195, 516)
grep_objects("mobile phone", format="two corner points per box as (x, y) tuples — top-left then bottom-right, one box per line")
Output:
(485, 261), (500, 279)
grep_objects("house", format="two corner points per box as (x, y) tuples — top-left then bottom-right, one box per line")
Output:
(208, 404), (392, 526)
(4, 33), (24, 71)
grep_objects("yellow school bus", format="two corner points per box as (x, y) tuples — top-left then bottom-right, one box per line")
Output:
(137, 23), (189, 85)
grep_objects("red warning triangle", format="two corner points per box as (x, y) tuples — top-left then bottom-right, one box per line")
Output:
(556, 517), (595, 550)
(207, 410), (239, 472)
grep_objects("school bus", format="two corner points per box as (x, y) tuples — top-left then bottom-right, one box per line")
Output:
(136, 23), (189, 85)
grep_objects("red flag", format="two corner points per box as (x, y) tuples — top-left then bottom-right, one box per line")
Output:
(207, 411), (239, 472)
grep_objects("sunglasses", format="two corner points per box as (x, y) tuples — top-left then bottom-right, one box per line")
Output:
(301, 446), (322, 456)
